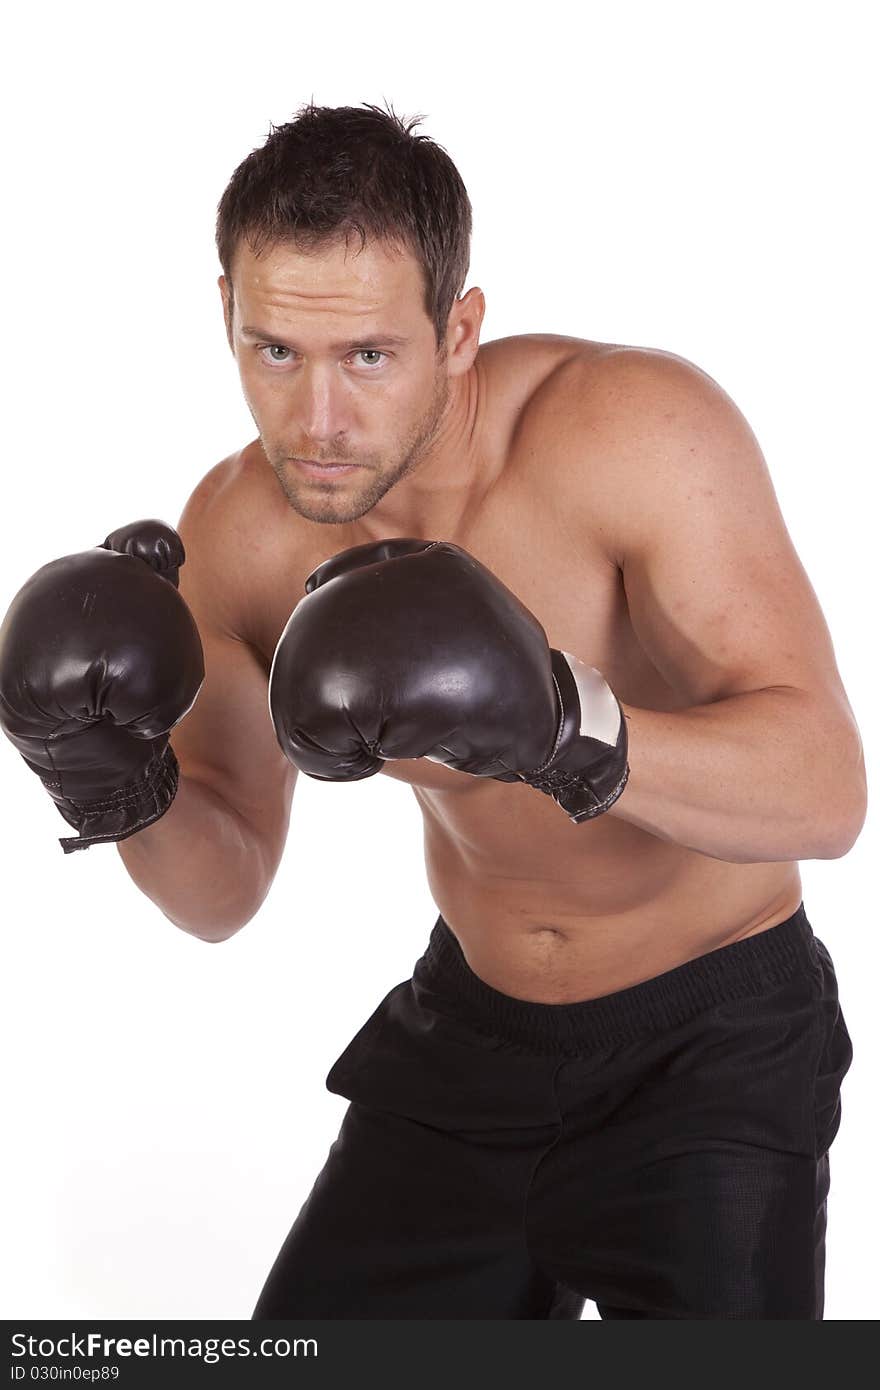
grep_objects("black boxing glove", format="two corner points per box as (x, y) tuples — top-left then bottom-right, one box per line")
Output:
(0, 520), (205, 852)
(268, 538), (628, 823)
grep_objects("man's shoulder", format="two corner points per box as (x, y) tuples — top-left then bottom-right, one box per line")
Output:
(505, 336), (732, 480)
(504, 336), (718, 420)
(181, 440), (277, 519)
(176, 442), (294, 640)
(499, 337), (733, 558)
(179, 440), (307, 570)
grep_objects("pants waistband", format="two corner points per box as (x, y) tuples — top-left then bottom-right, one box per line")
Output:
(415, 904), (818, 1052)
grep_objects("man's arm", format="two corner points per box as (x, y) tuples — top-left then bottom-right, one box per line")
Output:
(572, 349), (866, 863)
(117, 455), (297, 940)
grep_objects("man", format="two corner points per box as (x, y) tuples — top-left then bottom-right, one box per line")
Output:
(0, 102), (864, 1318)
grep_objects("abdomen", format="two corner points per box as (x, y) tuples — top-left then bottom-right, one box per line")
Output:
(409, 774), (803, 1002)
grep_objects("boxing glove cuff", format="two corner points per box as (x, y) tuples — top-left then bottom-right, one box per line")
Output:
(521, 650), (630, 823)
(34, 741), (181, 854)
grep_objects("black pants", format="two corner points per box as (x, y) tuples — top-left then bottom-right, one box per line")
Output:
(253, 902), (852, 1319)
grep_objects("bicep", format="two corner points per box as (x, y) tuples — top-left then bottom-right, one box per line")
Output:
(608, 356), (851, 713)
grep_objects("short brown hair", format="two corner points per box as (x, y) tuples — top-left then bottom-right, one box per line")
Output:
(215, 101), (473, 347)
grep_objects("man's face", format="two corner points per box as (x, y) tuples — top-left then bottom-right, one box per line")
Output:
(220, 235), (451, 524)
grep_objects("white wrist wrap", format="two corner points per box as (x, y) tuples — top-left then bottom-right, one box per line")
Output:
(559, 651), (622, 747)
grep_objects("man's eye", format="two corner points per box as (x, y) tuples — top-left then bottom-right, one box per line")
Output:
(258, 345), (292, 363)
(256, 346), (386, 368)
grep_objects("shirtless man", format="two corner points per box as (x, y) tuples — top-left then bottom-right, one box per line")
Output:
(0, 103), (864, 1319)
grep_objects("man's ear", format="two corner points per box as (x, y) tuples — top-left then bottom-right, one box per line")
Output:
(445, 286), (485, 376)
(218, 274), (234, 353)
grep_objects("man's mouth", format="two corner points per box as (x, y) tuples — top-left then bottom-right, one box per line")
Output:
(292, 458), (360, 477)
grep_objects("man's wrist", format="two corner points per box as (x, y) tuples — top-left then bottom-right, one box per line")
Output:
(521, 651), (630, 822)
(48, 742), (181, 853)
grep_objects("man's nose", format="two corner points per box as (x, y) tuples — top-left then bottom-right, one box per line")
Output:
(295, 364), (350, 442)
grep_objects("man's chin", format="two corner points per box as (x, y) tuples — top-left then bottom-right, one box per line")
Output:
(292, 500), (374, 526)
(280, 481), (385, 527)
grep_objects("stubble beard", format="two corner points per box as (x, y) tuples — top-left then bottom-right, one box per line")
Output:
(263, 365), (451, 526)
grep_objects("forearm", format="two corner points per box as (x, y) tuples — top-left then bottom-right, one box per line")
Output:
(608, 685), (866, 863)
(116, 773), (271, 941)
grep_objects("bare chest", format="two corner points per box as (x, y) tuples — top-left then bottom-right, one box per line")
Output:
(248, 452), (678, 795)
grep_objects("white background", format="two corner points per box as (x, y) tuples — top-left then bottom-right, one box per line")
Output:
(1, 0), (876, 1321)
